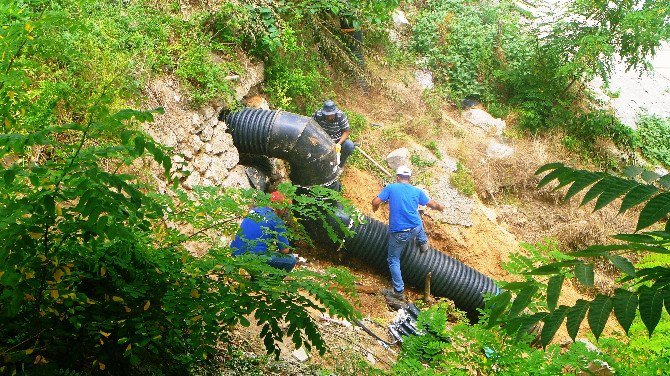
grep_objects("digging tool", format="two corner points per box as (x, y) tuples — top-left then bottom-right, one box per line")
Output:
(355, 146), (393, 177)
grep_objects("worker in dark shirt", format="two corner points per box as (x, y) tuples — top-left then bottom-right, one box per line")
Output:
(313, 99), (354, 168)
(230, 191), (297, 272)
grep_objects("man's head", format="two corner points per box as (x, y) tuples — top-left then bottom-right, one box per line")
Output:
(270, 191), (290, 215)
(396, 166), (412, 181)
(321, 99), (338, 122)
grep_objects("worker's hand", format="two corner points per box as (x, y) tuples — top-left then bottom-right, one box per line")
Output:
(334, 143), (342, 153)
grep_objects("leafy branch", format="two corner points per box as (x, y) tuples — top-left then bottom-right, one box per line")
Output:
(488, 163), (670, 347)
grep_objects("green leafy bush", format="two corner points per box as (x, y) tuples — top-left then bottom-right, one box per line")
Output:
(424, 141), (443, 160)
(487, 163), (670, 347)
(599, 314), (670, 375)
(637, 114), (670, 166)
(264, 26), (329, 112)
(450, 162), (475, 196)
(0, 2), (360, 374)
(394, 302), (605, 375)
(410, 0), (667, 155)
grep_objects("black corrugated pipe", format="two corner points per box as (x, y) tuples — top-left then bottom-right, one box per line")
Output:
(343, 214), (499, 322)
(225, 108), (340, 186)
(225, 108), (499, 320)
(302, 209), (499, 321)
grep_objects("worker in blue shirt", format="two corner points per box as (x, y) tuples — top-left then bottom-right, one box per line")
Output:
(231, 191), (297, 272)
(371, 166), (445, 302)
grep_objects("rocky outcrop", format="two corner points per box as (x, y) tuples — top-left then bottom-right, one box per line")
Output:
(143, 77), (240, 189)
(463, 108), (506, 135)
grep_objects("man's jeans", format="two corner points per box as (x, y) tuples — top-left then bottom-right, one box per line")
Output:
(267, 252), (297, 272)
(387, 225), (428, 293)
(339, 139), (355, 167)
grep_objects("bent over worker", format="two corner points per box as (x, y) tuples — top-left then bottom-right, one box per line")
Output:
(230, 191), (297, 272)
(313, 99), (354, 168)
(371, 166), (445, 302)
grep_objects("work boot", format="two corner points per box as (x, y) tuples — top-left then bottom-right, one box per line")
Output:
(382, 288), (406, 302)
(419, 242), (430, 253)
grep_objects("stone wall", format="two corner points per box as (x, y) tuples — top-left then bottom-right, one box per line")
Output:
(142, 56), (266, 191)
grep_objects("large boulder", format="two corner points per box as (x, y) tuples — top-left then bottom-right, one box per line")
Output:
(463, 108), (505, 135)
(386, 147), (411, 171)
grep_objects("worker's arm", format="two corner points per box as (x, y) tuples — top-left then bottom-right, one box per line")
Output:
(279, 247), (291, 254)
(426, 199), (445, 211)
(371, 196), (383, 212)
(337, 129), (350, 145)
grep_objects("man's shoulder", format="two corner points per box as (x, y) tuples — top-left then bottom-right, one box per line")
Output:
(252, 206), (274, 216)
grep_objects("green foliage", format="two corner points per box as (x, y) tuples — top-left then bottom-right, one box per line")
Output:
(488, 162), (670, 347)
(343, 109), (367, 140)
(410, 154), (435, 168)
(411, 0), (525, 102)
(264, 25), (330, 112)
(394, 302), (606, 375)
(74, 1), (241, 106)
(410, 0), (668, 154)
(599, 314), (670, 374)
(424, 141), (443, 160)
(0, 1), (362, 373)
(450, 162), (475, 196)
(637, 114), (670, 167)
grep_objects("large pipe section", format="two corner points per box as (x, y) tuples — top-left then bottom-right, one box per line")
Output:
(342, 214), (498, 321)
(225, 108), (499, 319)
(225, 108), (340, 186)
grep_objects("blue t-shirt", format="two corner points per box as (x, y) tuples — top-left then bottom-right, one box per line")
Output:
(377, 183), (430, 232)
(230, 207), (290, 256)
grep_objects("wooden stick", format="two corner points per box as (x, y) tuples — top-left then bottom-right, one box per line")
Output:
(356, 146), (393, 177)
(424, 272), (433, 304)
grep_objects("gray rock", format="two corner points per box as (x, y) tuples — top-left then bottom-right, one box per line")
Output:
(386, 147), (411, 171)
(235, 55), (265, 101)
(148, 128), (178, 148)
(425, 173), (475, 227)
(442, 155), (458, 173)
(191, 114), (201, 125)
(292, 347), (309, 362)
(463, 109), (506, 135)
(192, 154), (212, 173)
(199, 124), (214, 142)
(189, 134), (204, 153)
(209, 126), (232, 155)
(182, 149), (194, 161)
(414, 70), (434, 91)
(392, 9), (410, 30)
(486, 139), (515, 159)
(183, 172), (201, 189)
(205, 157), (236, 185)
(222, 165), (252, 189)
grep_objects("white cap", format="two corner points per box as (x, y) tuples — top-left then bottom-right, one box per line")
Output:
(396, 165), (412, 176)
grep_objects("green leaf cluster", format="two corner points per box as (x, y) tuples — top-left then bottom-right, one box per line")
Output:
(393, 302), (607, 375)
(0, 1), (363, 373)
(637, 114), (670, 167)
(488, 163), (670, 349)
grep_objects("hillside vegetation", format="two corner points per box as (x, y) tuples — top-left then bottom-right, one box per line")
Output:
(1, 0), (670, 375)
